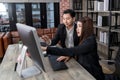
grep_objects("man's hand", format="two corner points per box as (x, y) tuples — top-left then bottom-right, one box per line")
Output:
(41, 35), (51, 45)
(41, 46), (47, 51)
(57, 56), (71, 62)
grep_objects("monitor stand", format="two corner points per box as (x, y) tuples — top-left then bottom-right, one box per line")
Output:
(16, 45), (42, 78)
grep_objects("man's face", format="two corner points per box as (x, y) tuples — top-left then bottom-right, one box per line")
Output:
(63, 13), (75, 28)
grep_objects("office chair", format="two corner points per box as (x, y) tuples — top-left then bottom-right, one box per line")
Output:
(101, 47), (120, 80)
(111, 47), (120, 79)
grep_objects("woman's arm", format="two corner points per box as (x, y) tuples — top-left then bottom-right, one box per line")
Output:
(47, 35), (97, 56)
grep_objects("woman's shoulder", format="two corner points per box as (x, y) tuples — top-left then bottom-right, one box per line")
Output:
(85, 34), (96, 42)
(89, 34), (96, 39)
(87, 34), (95, 38)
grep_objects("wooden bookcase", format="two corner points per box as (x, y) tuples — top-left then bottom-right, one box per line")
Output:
(73, 0), (120, 60)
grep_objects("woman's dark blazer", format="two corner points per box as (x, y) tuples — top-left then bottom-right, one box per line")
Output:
(51, 24), (79, 48)
(47, 35), (105, 80)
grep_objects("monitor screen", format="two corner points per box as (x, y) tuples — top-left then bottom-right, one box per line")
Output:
(16, 23), (46, 72)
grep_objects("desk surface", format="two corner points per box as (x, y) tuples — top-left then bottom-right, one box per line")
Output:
(0, 44), (96, 80)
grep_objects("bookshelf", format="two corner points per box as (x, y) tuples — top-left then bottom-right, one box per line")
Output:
(73, 0), (120, 60)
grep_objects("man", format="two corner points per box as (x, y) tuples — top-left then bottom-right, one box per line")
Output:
(42, 9), (79, 62)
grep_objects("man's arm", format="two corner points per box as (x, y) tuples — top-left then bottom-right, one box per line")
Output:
(41, 24), (62, 45)
(50, 24), (62, 45)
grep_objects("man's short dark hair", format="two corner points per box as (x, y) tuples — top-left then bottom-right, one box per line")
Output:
(63, 9), (76, 18)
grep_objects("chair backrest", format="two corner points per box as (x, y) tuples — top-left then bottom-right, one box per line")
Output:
(114, 47), (120, 78)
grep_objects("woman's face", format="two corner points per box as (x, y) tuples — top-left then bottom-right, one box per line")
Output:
(76, 21), (82, 37)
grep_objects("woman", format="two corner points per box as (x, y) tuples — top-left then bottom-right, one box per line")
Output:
(41, 16), (105, 80)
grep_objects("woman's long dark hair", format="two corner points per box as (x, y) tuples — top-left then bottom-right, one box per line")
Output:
(78, 16), (94, 44)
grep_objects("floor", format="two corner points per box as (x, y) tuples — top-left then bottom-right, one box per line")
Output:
(98, 50), (117, 74)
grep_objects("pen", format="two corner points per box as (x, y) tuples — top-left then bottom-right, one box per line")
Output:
(14, 62), (18, 71)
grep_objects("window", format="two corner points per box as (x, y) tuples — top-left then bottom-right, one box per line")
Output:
(46, 2), (54, 28)
(0, 3), (10, 32)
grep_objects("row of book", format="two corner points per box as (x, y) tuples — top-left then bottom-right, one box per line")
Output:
(73, 0), (82, 10)
(97, 16), (109, 26)
(97, 15), (120, 28)
(99, 31), (108, 44)
(99, 31), (119, 46)
(94, 0), (120, 11)
(73, 0), (120, 11)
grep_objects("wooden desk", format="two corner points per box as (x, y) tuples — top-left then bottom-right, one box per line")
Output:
(0, 44), (96, 80)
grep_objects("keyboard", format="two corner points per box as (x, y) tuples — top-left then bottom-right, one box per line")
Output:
(48, 55), (68, 71)
(40, 42), (49, 47)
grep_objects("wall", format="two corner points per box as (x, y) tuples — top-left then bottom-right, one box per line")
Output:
(59, 0), (71, 23)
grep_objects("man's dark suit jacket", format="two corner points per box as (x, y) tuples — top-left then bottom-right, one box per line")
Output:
(47, 35), (105, 80)
(51, 24), (79, 48)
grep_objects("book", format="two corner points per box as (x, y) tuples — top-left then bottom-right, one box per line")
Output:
(98, 1), (104, 11)
(103, 32), (108, 44)
(99, 31), (108, 44)
(99, 31), (104, 43)
(94, 1), (98, 11)
(114, 0), (120, 10)
(97, 16), (102, 26)
(109, 0), (115, 10)
(104, 0), (109, 11)
(97, 16), (109, 26)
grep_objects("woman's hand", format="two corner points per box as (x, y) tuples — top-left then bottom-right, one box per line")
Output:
(57, 56), (71, 62)
(41, 46), (47, 51)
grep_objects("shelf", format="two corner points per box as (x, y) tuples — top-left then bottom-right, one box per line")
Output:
(32, 9), (40, 11)
(88, 10), (120, 13)
(111, 29), (120, 33)
(97, 40), (119, 52)
(111, 11), (120, 13)
(75, 10), (120, 13)
(110, 46), (119, 52)
(75, 10), (87, 12)
(94, 26), (109, 31)
(74, 10), (102, 13)
(97, 40), (108, 47)
(88, 10), (110, 13)
(32, 14), (40, 16)
(94, 26), (120, 33)
(73, 0), (120, 57)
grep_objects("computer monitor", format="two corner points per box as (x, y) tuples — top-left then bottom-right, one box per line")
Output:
(16, 23), (46, 77)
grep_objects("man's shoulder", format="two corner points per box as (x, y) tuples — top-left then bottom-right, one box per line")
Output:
(58, 24), (65, 27)
(58, 24), (65, 29)
(73, 23), (77, 29)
